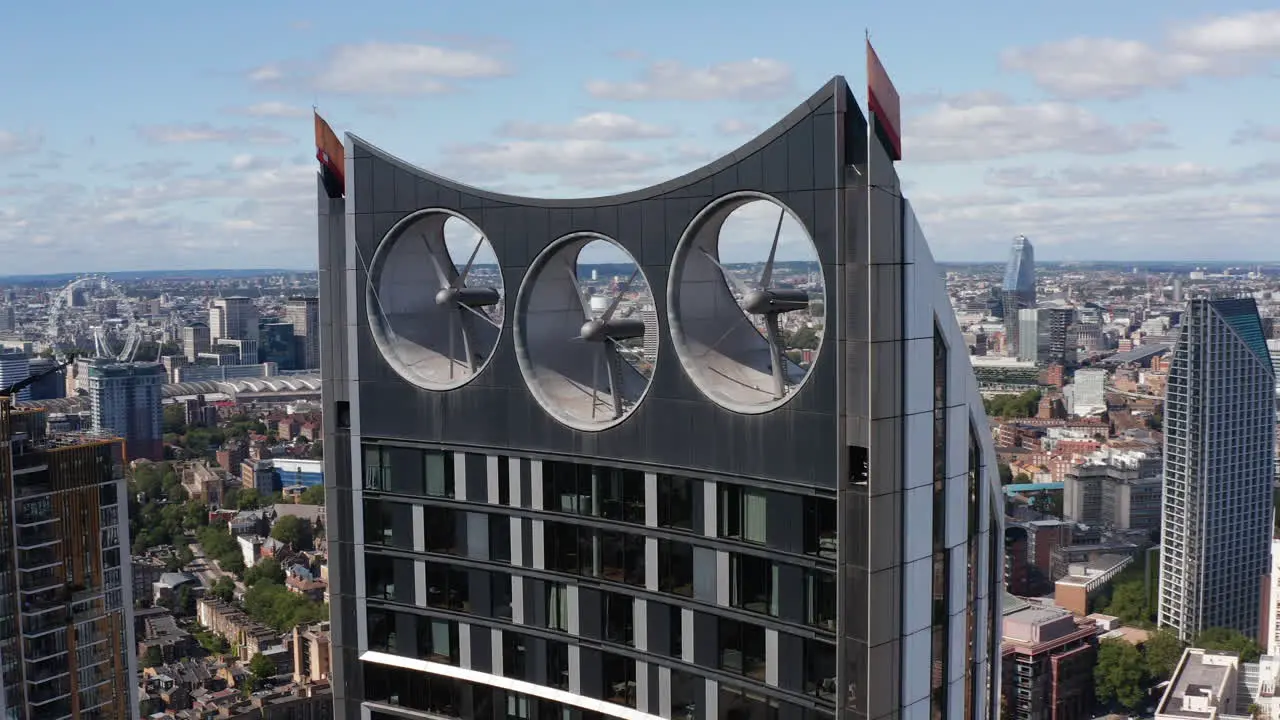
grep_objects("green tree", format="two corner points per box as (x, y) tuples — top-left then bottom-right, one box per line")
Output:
(1194, 627), (1262, 663)
(236, 488), (263, 510)
(1094, 639), (1149, 710)
(1144, 629), (1185, 681)
(248, 652), (277, 685)
(222, 553), (246, 576)
(998, 463), (1013, 485)
(243, 583), (327, 631)
(309, 440), (323, 459)
(210, 576), (236, 603)
(142, 646), (163, 668)
(299, 485), (326, 506)
(270, 515), (307, 549)
(245, 558), (284, 587)
(162, 404), (188, 434)
(1104, 581), (1152, 625)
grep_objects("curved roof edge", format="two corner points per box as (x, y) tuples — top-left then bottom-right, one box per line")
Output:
(348, 76), (856, 208)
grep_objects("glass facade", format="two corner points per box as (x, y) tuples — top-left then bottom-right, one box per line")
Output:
(358, 445), (838, 720)
(931, 325), (948, 720)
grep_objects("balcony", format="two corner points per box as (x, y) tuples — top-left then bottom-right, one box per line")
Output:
(15, 523), (59, 548)
(20, 609), (68, 636)
(17, 546), (60, 571)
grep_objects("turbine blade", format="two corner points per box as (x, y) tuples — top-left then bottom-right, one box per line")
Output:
(760, 208), (784, 289)
(422, 233), (451, 287)
(700, 248), (749, 299)
(605, 344), (623, 419)
(565, 262), (593, 318)
(602, 268), (639, 323)
(456, 238), (484, 288)
(764, 314), (785, 400)
(591, 344), (601, 420)
(458, 301), (500, 327)
(448, 308), (456, 379)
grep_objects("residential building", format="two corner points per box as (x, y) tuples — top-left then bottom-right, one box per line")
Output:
(0, 396), (137, 719)
(1159, 299), (1276, 641)
(86, 359), (165, 461)
(319, 78), (1006, 719)
(1001, 603), (1097, 720)
(293, 622), (332, 684)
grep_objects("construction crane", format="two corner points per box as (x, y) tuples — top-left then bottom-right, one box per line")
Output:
(0, 354), (77, 399)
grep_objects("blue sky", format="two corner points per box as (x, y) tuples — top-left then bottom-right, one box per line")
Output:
(2, 0), (1279, 273)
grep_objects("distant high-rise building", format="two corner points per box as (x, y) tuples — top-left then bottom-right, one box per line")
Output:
(86, 360), (165, 462)
(25, 357), (67, 401)
(181, 322), (211, 362)
(285, 296), (320, 370)
(0, 348), (31, 402)
(260, 322), (297, 368)
(1002, 235), (1036, 355)
(0, 396), (137, 719)
(1159, 298), (1276, 641)
(210, 296), (259, 345)
(0, 304), (15, 333)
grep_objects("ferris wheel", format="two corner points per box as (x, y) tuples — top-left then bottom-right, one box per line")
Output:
(45, 275), (142, 362)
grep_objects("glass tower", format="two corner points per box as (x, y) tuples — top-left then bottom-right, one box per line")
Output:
(1001, 236), (1035, 357)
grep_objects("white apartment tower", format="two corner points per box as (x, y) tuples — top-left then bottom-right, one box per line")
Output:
(210, 296), (259, 365)
(1159, 298), (1276, 641)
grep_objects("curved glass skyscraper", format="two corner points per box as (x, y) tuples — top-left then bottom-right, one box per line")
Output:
(1001, 236), (1036, 356)
(318, 77), (1005, 720)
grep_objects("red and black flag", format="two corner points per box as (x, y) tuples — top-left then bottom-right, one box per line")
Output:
(315, 111), (345, 198)
(866, 39), (902, 162)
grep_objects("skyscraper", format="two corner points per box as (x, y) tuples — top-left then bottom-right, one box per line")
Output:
(181, 322), (210, 362)
(86, 360), (165, 462)
(0, 395), (137, 719)
(1002, 236), (1036, 356)
(1159, 299), (1276, 641)
(319, 77), (1005, 720)
(210, 297), (259, 364)
(285, 296), (320, 370)
(0, 348), (32, 402)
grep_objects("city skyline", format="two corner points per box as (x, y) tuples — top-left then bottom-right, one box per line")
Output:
(2, 2), (1280, 274)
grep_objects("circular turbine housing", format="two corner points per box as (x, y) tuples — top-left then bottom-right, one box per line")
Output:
(366, 209), (504, 391)
(667, 192), (825, 414)
(514, 233), (656, 432)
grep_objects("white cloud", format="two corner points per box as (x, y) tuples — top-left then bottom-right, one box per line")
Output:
(0, 130), (44, 158)
(437, 140), (666, 190)
(499, 112), (675, 141)
(715, 119), (758, 136)
(136, 123), (293, 145)
(233, 101), (309, 118)
(1002, 10), (1280, 100)
(586, 58), (794, 101)
(985, 162), (1280, 198)
(1232, 123), (1280, 145)
(905, 93), (1170, 163)
(266, 42), (511, 95)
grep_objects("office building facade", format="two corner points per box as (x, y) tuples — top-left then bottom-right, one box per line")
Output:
(0, 349), (31, 402)
(321, 78), (1004, 720)
(1159, 299), (1276, 641)
(286, 296), (321, 370)
(86, 360), (165, 462)
(181, 322), (211, 362)
(1002, 236), (1035, 357)
(0, 396), (137, 719)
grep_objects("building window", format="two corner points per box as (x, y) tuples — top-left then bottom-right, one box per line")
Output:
(667, 604), (684, 658)
(719, 485), (768, 544)
(543, 462), (593, 515)
(367, 608), (398, 654)
(805, 569), (837, 631)
(492, 574), (513, 620)
(546, 641), (570, 690)
(546, 582), (570, 632)
(365, 554), (402, 601)
(718, 617), (766, 680)
(362, 445), (454, 497)
(719, 686), (780, 720)
(599, 467), (645, 524)
(424, 451), (452, 498)
(931, 323), (949, 720)
(497, 459), (511, 505)
(363, 445), (391, 491)
(502, 631), (529, 682)
(657, 475), (695, 530)
(602, 592), (634, 646)
(423, 506), (463, 555)
(658, 539), (694, 597)
(965, 424), (982, 720)
(729, 553), (778, 617)
(804, 638), (838, 701)
(601, 651), (637, 708)
(489, 514), (511, 563)
(416, 616), (459, 665)
(546, 522), (593, 577)
(599, 530), (645, 586)
(423, 563), (469, 611)
(803, 496), (837, 558)
(363, 499), (412, 550)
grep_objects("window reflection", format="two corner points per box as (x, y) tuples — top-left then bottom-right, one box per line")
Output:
(719, 486), (768, 544)
(729, 553), (777, 617)
(417, 615), (459, 665)
(658, 540), (694, 597)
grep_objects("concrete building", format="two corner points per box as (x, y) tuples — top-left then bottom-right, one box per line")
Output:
(1001, 603), (1097, 720)
(1159, 299), (1276, 641)
(1065, 368), (1107, 417)
(1054, 554), (1134, 616)
(86, 359), (165, 461)
(182, 322), (211, 362)
(0, 396), (138, 719)
(319, 77), (1006, 719)
(1062, 450), (1162, 533)
(1266, 538), (1280, 658)
(210, 297), (259, 346)
(285, 296), (320, 370)
(293, 622), (332, 684)
(1154, 648), (1247, 720)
